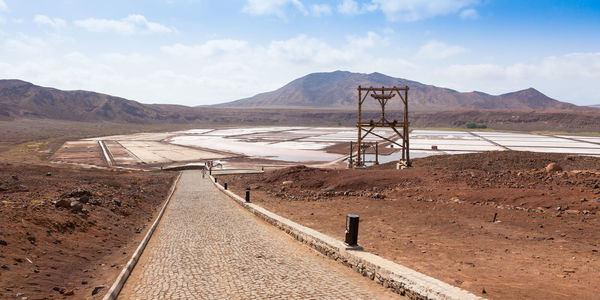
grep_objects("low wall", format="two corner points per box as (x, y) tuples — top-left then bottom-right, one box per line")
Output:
(102, 173), (182, 300)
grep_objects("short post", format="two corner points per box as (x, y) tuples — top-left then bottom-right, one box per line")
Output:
(245, 189), (251, 203)
(362, 144), (366, 165)
(349, 141), (353, 168)
(375, 142), (379, 165)
(345, 214), (359, 246)
(214, 177), (217, 183)
(224, 183), (228, 190)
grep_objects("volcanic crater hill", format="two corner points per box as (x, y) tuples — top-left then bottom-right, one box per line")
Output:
(218, 70), (577, 111)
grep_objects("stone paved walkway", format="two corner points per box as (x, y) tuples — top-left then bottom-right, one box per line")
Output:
(118, 171), (399, 299)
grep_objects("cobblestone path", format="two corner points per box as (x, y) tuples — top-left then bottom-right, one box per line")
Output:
(118, 171), (399, 299)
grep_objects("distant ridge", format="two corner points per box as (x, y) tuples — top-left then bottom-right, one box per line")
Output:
(0, 75), (582, 125)
(0, 79), (202, 123)
(217, 71), (577, 111)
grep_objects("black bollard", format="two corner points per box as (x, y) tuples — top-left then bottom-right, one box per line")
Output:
(345, 215), (359, 246)
(224, 183), (228, 190)
(245, 189), (251, 203)
(214, 177), (217, 183)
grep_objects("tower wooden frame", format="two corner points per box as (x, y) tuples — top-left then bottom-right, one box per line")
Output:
(355, 85), (410, 167)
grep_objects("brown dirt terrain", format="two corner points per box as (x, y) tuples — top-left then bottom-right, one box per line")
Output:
(0, 119), (203, 162)
(0, 163), (176, 299)
(220, 151), (600, 299)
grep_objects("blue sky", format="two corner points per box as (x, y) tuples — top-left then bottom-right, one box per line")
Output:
(0, 0), (599, 106)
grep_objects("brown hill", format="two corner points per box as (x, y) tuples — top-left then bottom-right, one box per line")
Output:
(0, 79), (208, 123)
(217, 71), (577, 111)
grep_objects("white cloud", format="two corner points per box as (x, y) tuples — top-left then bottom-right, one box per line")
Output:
(74, 14), (173, 35)
(267, 34), (352, 65)
(460, 8), (478, 20)
(426, 52), (600, 103)
(371, 0), (478, 21)
(161, 39), (248, 58)
(2, 26), (598, 106)
(338, 0), (360, 15)
(445, 53), (600, 81)
(311, 4), (332, 16)
(2, 34), (47, 55)
(150, 31), (410, 102)
(347, 31), (387, 49)
(34, 15), (67, 30)
(0, 0), (7, 12)
(415, 40), (467, 60)
(539, 52), (600, 78)
(242, 0), (308, 17)
(337, 0), (378, 15)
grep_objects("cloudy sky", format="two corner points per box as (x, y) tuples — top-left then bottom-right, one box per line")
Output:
(0, 0), (599, 106)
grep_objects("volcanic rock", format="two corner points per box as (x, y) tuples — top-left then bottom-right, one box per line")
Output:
(55, 199), (71, 208)
(545, 163), (562, 173)
(70, 201), (83, 213)
(62, 189), (92, 199)
(91, 286), (105, 296)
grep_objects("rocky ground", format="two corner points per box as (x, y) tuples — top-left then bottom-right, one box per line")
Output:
(220, 151), (600, 299)
(0, 163), (176, 299)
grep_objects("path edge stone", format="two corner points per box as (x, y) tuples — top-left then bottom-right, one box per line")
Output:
(102, 172), (182, 300)
(210, 175), (485, 300)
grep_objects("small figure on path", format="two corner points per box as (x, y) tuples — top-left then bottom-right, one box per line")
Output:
(202, 167), (206, 178)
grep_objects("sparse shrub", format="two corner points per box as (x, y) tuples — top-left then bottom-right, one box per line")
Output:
(465, 121), (487, 129)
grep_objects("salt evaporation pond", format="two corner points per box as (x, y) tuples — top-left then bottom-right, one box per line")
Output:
(170, 135), (342, 162)
(166, 127), (600, 163)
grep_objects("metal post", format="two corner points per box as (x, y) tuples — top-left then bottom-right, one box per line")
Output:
(345, 215), (359, 246)
(214, 177), (217, 183)
(245, 189), (250, 203)
(224, 183), (228, 190)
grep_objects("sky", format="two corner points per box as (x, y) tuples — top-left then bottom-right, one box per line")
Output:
(0, 0), (599, 106)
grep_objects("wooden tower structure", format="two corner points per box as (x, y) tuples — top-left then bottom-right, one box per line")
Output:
(354, 86), (410, 167)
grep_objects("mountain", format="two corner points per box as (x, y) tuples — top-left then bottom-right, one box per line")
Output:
(0, 75), (580, 125)
(217, 71), (577, 111)
(0, 80), (207, 123)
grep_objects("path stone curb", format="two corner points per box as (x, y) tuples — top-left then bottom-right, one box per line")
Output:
(102, 172), (182, 300)
(210, 175), (484, 300)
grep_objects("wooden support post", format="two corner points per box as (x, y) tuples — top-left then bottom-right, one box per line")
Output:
(357, 86), (362, 166)
(405, 87), (410, 165)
